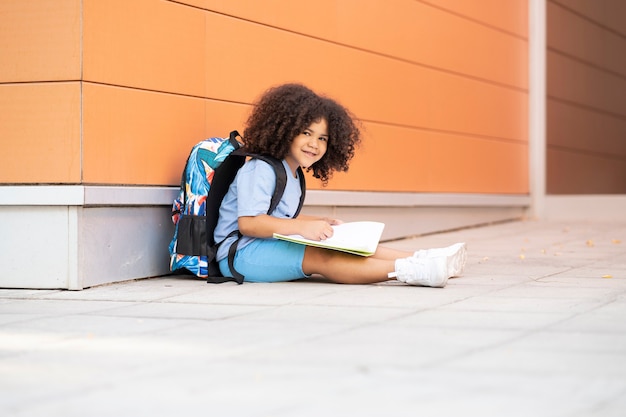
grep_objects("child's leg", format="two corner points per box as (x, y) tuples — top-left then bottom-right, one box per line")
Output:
(302, 246), (395, 284)
(303, 245), (464, 287)
(370, 245), (413, 261)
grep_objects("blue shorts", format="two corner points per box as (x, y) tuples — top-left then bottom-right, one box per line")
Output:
(218, 238), (310, 283)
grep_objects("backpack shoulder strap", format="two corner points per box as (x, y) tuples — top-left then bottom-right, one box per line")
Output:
(247, 155), (306, 217)
(249, 154), (287, 215)
(294, 166), (306, 218)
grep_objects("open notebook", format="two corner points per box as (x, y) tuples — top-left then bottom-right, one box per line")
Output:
(273, 221), (385, 256)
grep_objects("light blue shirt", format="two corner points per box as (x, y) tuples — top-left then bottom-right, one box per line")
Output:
(214, 158), (303, 262)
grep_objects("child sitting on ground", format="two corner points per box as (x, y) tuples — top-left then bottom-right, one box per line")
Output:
(214, 83), (466, 287)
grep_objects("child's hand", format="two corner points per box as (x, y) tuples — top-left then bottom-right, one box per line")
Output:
(301, 220), (335, 241)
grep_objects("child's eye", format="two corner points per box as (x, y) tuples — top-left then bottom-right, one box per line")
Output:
(319, 136), (328, 142)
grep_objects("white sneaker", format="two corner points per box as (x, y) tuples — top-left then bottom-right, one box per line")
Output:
(390, 257), (449, 288)
(413, 242), (466, 277)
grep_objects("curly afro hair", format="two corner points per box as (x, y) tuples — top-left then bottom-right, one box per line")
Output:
(243, 83), (361, 185)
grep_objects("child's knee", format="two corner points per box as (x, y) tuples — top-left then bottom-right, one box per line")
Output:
(302, 246), (346, 275)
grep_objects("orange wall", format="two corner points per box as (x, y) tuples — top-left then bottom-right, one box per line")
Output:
(0, 0), (81, 183)
(546, 0), (626, 194)
(1, 0), (529, 194)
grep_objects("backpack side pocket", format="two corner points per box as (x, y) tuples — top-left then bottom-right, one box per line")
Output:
(175, 215), (208, 256)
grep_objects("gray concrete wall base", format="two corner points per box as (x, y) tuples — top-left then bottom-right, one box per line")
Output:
(0, 205), (174, 290)
(0, 186), (529, 289)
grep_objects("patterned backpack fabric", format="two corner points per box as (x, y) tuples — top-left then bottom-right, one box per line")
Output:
(168, 131), (306, 284)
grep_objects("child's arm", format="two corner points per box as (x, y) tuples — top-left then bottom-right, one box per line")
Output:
(238, 214), (336, 241)
(296, 214), (343, 225)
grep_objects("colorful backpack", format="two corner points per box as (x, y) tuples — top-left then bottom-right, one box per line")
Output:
(168, 131), (306, 284)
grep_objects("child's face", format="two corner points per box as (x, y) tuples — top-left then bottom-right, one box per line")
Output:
(285, 118), (328, 174)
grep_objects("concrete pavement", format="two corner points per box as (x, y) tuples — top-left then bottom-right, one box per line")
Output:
(1, 219), (625, 416)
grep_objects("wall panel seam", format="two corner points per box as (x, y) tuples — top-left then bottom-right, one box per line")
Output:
(362, 119), (529, 145)
(77, 81), (530, 140)
(547, 96), (626, 121)
(547, 144), (626, 161)
(418, 0), (528, 40)
(164, 1), (527, 92)
(81, 80), (252, 106)
(0, 80), (82, 86)
(167, 0), (529, 42)
(547, 47), (626, 80)
(549, 0), (626, 38)
(80, 0), (84, 184)
(227, 18), (528, 92)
